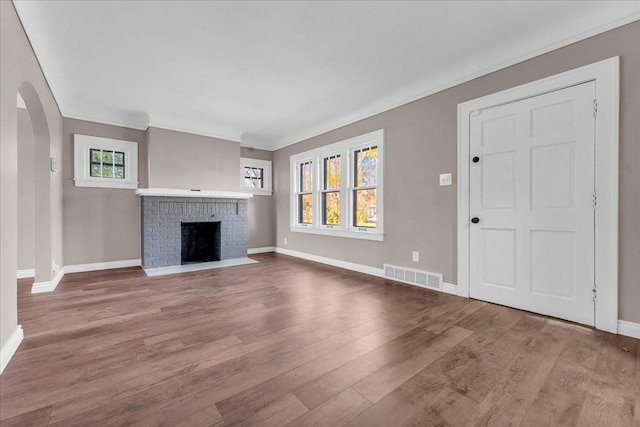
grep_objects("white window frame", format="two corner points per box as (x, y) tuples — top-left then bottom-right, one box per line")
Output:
(290, 129), (384, 241)
(319, 150), (343, 230)
(240, 157), (272, 195)
(73, 134), (138, 189)
(294, 157), (314, 226)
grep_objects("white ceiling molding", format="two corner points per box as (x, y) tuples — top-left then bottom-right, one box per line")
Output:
(13, 1), (640, 151)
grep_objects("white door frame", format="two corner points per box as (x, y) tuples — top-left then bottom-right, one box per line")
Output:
(457, 57), (619, 333)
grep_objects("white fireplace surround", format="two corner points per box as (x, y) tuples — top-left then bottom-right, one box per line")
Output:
(136, 188), (253, 199)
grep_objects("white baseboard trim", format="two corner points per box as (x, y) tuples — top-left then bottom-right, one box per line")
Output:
(0, 325), (23, 375)
(64, 259), (141, 274)
(31, 268), (65, 294)
(17, 269), (34, 279)
(618, 320), (640, 340)
(248, 247), (276, 254)
(275, 247), (385, 278)
(442, 282), (458, 296)
(274, 248), (466, 298)
(30, 259), (141, 294)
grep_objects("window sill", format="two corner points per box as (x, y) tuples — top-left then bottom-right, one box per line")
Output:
(74, 179), (138, 189)
(243, 189), (273, 196)
(290, 226), (384, 241)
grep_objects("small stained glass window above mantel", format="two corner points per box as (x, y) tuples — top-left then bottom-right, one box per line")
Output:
(240, 158), (272, 195)
(90, 149), (125, 179)
(74, 134), (138, 189)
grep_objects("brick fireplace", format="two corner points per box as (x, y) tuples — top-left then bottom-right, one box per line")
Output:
(137, 188), (252, 270)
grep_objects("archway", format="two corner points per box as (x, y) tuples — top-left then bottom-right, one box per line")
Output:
(17, 82), (52, 289)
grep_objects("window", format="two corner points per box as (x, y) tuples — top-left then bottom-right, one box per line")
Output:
(353, 146), (378, 227)
(90, 149), (125, 179)
(296, 160), (313, 224)
(240, 158), (272, 195)
(74, 134), (138, 189)
(322, 154), (341, 226)
(290, 129), (384, 241)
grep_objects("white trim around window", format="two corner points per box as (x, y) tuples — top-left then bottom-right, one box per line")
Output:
(290, 129), (384, 241)
(240, 158), (272, 195)
(73, 134), (139, 189)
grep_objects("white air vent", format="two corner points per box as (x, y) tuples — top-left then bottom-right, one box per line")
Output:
(384, 263), (443, 291)
(384, 265), (394, 278)
(427, 273), (441, 290)
(416, 272), (427, 287)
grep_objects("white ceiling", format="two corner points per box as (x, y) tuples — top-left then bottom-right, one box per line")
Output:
(13, 1), (640, 150)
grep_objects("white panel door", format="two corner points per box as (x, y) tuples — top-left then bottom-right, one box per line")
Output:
(469, 82), (596, 326)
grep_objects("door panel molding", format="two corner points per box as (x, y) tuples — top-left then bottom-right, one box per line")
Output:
(457, 57), (619, 333)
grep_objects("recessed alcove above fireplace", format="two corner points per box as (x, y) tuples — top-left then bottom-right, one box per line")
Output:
(136, 188), (252, 272)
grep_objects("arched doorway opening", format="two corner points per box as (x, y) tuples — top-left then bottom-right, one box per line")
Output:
(17, 82), (52, 291)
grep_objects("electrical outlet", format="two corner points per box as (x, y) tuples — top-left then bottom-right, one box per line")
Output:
(284, 237), (288, 245)
(412, 251), (419, 262)
(439, 173), (452, 186)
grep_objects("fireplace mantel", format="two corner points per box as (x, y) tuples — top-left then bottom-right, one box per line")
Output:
(136, 188), (252, 199)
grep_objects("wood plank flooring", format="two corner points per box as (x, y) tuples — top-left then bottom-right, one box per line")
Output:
(0, 253), (638, 426)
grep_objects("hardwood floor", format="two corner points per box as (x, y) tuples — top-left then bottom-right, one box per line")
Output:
(1, 253), (638, 426)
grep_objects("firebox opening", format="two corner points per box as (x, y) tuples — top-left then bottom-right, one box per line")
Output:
(181, 222), (221, 264)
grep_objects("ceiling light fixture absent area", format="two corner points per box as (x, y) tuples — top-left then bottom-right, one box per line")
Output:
(12, 1), (640, 151)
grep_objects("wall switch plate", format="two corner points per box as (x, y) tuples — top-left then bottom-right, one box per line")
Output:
(50, 157), (58, 172)
(439, 173), (452, 186)
(412, 251), (419, 262)
(284, 237), (288, 245)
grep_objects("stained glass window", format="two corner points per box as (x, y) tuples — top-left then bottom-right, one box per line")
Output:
(297, 161), (313, 224)
(322, 155), (341, 225)
(90, 148), (125, 179)
(353, 146), (378, 228)
(244, 166), (264, 188)
(300, 161), (313, 192)
(354, 146), (377, 187)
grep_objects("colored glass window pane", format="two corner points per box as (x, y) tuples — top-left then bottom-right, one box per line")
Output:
(102, 150), (114, 164)
(323, 192), (340, 225)
(354, 146), (378, 187)
(354, 188), (377, 228)
(300, 161), (312, 192)
(90, 164), (102, 177)
(299, 194), (313, 224)
(324, 155), (340, 190)
(102, 165), (114, 178)
(90, 149), (101, 163)
(114, 166), (125, 179)
(244, 167), (263, 188)
(114, 152), (125, 166)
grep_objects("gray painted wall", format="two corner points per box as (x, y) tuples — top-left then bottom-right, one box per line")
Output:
(147, 127), (241, 191)
(1, 1), (64, 348)
(62, 118), (147, 265)
(62, 120), (274, 264)
(241, 147), (276, 249)
(274, 21), (640, 323)
(18, 109), (35, 271)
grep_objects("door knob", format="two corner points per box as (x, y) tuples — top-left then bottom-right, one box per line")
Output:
(471, 217), (480, 224)
(473, 156), (480, 163)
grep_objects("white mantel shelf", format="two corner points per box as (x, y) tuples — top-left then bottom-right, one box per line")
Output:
(135, 188), (253, 199)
